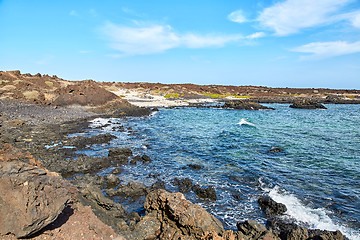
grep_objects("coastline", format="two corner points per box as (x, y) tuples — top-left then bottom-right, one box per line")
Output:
(0, 99), (353, 240)
(0, 70), (357, 239)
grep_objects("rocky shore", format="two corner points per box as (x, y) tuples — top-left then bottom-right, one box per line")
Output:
(0, 70), (354, 239)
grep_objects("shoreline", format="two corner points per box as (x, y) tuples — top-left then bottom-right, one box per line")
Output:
(0, 99), (352, 239)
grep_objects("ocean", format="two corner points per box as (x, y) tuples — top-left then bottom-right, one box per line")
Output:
(77, 104), (360, 239)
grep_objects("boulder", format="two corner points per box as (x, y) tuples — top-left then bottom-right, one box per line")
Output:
(173, 177), (193, 193)
(108, 147), (133, 165)
(289, 100), (327, 109)
(258, 196), (287, 216)
(143, 189), (224, 239)
(0, 161), (74, 238)
(223, 100), (275, 110)
(80, 184), (127, 232)
(192, 184), (217, 201)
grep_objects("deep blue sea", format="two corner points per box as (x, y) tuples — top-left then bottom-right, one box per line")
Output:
(77, 104), (360, 239)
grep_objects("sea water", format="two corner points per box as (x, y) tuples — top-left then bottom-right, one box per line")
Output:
(81, 104), (360, 239)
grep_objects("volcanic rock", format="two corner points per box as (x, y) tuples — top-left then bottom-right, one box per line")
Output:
(139, 189), (224, 239)
(80, 184), (127, 232)
(0, 161), (74, 238)
(290, 100), (327, 109)
(192, 184), (217, 201)
(108, 147), (133, 165)
(223, 100), (275, 110)
(173, 177), (193, 193)
(258, 196), (287, 216)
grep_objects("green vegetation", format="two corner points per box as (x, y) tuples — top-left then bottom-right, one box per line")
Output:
(164, 93), (180, 98)
(0, 80), (9, 85)
(202, 93), (250, 99)
(45, 81), (54, 87)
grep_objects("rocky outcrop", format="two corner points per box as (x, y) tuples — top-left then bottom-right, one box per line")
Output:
(0, 160), (75, 238)
(108, 147), (133, 165)
(80, 184), (128, 232)
(125, 189), (225, 240)
(223, 100), (275, 110)
(290, 100), (327, 109)
(258, 196), (287, 217)
(52, 81), (119, 106)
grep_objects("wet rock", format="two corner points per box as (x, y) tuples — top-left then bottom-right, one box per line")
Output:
(68, 133), (116, 149)
(290, 100), (327, 109)
(142, 189), (224, 239)
(223, 100), (275, 110)
(108, 147), (133, 165)
(131, 154), (152, 164)
(258, 196), (287, 216)
(173, 177), (193, 193)
(106, 174), (121, 188)
(109, 181), (148, 199)
(80, 184), (127, 232)
(187, 163), (203, 170)
(269, 147), (284, 153)
(192, 184), (217, 201)
(149, 180), (166, 192)
(270, 220), (345, 240)
(0, 161), (74, 238)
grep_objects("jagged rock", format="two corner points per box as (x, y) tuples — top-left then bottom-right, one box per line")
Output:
(108, 147), (133, 165)
(106, 181), (148, 199)
(0, 161), (74, 238)
(143, 189), (224, 239)
(80, 184), (127, 232)
(223, 100), (275, 110)
(237, 220), (277, 239)
(173, 177), (193, 193)
(290, 100), (327, 109)
(68, 133), (116, 149)
(192, 184), (217, 201)
(258, 196), (287, 216)
(106, 174), (121, 188)
(131, 154), (152, 164)
(187, 163), (203, 170)
(57, 154), (111, 175)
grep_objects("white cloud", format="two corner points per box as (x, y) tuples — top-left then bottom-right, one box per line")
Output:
(246, 32), (266, 39)
(101, 22), (245, 56)
(291, 41), (360, 60)
(257, 0), (353, 36)
(350, 11), (360, 28)
(228, 10), (248, 23)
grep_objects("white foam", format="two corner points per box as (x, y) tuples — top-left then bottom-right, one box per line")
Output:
(264, 186), (360, 240)
(237, 118), (255, 127)
(89, 118), (111, 128)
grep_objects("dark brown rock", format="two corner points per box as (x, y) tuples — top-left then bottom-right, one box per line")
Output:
(223, 100), (275, 110)
(108, 147), (133, 165)
(290, 100), (327, 109)
(258, 196), (287, 216)
(192, 184), (217, 201)
(0, 161), (74, 238)
(173, 177), (193, 193)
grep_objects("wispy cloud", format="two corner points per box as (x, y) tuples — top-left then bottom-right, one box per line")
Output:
(35, 55), (54, 65)
(228, 10), (248, 23)
(257, 0), (353, 36)
(100, 22), (252, 56)
(291, 41), (360, 60)
(69, 10), (80, 17)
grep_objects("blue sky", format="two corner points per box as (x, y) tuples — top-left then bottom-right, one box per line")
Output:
(1, 0), (360, 89)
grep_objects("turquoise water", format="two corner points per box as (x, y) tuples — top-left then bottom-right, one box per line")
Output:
(85, 104), (360, 239)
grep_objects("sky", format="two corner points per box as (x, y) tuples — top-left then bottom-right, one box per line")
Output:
(0, 0), (360, 89)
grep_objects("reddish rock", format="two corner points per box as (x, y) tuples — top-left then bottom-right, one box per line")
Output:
(0, 161), (75, 238)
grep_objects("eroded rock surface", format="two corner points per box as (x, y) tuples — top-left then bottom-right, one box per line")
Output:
(0, 161), (75, 238)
